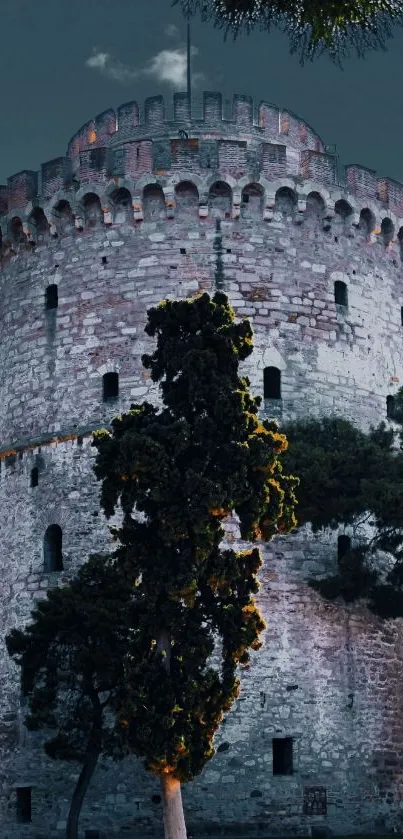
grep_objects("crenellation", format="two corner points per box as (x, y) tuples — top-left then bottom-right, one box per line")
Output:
(94, 108), (118, 144)
(345, 164), (378, 202)
(232, 93), (254, 128)
(300, 150), (337, 185)
(173, 91), (191, 123)
(145, 94), (166, 129)
(116, 99), (140, 134)
(6, 170), (38, 212)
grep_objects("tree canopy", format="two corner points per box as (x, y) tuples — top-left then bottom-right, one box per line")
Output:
(175, 0), (403, 65)
(90, 290), (298, 838)
(6, 291), (298, 839)
(5, 554), (136, 839)
(281, 411), (403, 618)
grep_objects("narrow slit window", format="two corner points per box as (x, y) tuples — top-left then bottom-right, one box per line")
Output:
(387, 395), (395, 419)
(337, 535), (351, 562)
(103, 372), (119, 401)
(400, 306), (403, 326)
(45, 284), (58, 310)
(264, 367), (281, 400)
(16, 787), (32, 823)
(334, 281), (348, 307)
(272, 737), (293, 775)
(43, 524), (63, 572)
(30, 467), (38, 488)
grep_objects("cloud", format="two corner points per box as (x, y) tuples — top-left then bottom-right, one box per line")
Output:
(164, 23), (180, 38)
(85, 51), (139, 83)
(85, 47), (204, 90)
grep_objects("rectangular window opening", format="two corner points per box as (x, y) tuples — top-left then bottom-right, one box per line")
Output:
(272, 737), (293, 775)
(16, 787), (32, 823)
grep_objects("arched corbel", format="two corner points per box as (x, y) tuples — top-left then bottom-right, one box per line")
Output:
(102, 205), (113, 225)
(132, 198), (143, 222)
(165, 193), (175, 219)
(263, 192), (276, 221)
(232, 190), (242, 220)
(295, 196), (307, 224)
(199, 191), (209, 219)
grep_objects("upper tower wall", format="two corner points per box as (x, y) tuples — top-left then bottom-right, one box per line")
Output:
(0, 91), (326, 217)
(1, 91), (403, 225)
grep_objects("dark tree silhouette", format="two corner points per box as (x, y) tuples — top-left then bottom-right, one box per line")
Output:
(6, 554), (136, 839)
(174, 0), (403, 65)
(91, 290), (298, 839)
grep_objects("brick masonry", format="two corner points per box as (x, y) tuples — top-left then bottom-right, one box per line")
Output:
(1, 91), (403, 837)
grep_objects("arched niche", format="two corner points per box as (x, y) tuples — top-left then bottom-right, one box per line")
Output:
(28, 207), (50, 242)
(8, 216), (26, 245)
(305, 191), (325, 226)
(174, 181), (199, 218)
(110, 187), (133, 224)
(333, 199), (353, 234)
(82, 192), (103, 228)
(52, 199), (74, 234)
(358, 208), (376, 240)
(274, 186), (296, 217)
(381, 217), (394, 247)
(143, 184), (166, 221)
(208, 181), (232, 219)
(334, 199), (353, 219)
(241, 183), (264, 218)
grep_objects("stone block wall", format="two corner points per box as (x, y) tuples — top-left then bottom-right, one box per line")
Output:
(0, 91), (403, 836)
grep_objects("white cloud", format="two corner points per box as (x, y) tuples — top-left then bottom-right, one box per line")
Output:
(164, 23), (180, 38)
(85, 47), (204, 90)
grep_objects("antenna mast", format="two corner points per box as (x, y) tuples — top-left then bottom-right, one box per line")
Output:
(186, 0), (192, 118)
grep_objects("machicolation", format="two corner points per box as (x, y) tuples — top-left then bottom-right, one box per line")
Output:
(1, 91), (403, 838)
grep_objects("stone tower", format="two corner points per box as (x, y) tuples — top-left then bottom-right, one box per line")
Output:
(1, 91), (403, 838)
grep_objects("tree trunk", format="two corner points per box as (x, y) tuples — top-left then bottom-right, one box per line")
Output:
(157, 630), (187, 839)
(161, 773), (188, 839)
(65, 750), (100, 839)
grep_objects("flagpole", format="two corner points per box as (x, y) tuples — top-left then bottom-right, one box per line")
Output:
(186, 1), (192, 118)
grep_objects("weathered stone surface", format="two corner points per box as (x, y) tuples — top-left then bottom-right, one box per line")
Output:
(1, 91), (403, 838)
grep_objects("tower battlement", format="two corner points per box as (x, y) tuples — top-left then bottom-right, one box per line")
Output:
(2, 92), (403, 230)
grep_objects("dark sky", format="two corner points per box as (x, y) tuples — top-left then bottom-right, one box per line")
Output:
(1, 0), (403, 186)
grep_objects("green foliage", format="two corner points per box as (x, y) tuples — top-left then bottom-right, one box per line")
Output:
(91, 291), (298, 781)
(176, 0), (403, 65)
(282, 414), (403, 620)
(5, 554), (134, 763)
(310, 544), (378, 603)
(281, 417), (395, 532)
